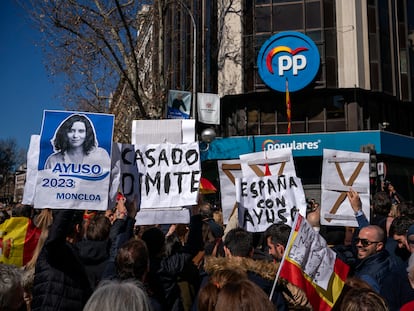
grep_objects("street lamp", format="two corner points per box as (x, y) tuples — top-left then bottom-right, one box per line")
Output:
(175, 0), (197, 120)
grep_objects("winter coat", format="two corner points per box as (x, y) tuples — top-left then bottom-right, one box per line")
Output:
(147, 252), (193, 311)
(146, 215), (203, 311)
(77, 239), (109, 290)
(380, 265), (414, 311)
(76, 217), (127, 289)
(202, 256), (312, 311)
(31, 210), (92, 311)
(354, 250), (398, 292)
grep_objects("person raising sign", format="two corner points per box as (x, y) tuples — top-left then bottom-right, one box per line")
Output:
(44, 114), (110, 169)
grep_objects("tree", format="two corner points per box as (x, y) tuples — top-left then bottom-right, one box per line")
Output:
(0, 139), (25, 188)
(23, 0), (163, 119)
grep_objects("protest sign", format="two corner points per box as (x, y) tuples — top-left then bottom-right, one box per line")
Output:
(131, 119), (196, 145)
(217, 160), (243, 224)
(236, 174), (306, 231)
(240, 148), (296, 178)
(34, 110), (114, 211)
(276, 213), (349, 311)
(22, 135), (40, 205)
(321, 149), (370, 226)
(135, 208), (190, 225)
(135, 142), (201, 209)
(108, 143), (140, 210)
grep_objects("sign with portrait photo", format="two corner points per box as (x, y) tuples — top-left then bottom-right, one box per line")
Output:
(34, 110), (114, 210)
(166, 90), (191, 119)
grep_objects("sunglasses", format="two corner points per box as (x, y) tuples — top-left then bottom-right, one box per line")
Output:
(355, 238), (381, 247)
(408, 239), (414, 245)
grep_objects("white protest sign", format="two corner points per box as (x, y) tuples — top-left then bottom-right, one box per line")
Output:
(135, 208), (190, 225)
(131, 119), (195, 145)
(321, 149), (370, 226)
(236, 175), (307, 232)
(34, 111), (114, 210)
(22, 135), (40, 205)
(217, 159), (243, 224)
(135, 142), (201, 209)
(240, 148), (296, 178)
(108, 143), (140, 210)
(284, 213), (337, 290)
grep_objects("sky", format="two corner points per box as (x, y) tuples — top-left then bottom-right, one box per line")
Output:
(0, 0), (63, 151)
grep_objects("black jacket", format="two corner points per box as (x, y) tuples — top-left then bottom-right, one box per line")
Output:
(381, 264), (414, 311)
(146, 215), (203, 311)
(77, 217), (127, 289)
(31, 210), (92, 311)
(354, 250), (398, 292)
(77, 239), (109, 289)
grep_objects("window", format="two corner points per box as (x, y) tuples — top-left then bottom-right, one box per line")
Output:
(272, 4), (304, 31)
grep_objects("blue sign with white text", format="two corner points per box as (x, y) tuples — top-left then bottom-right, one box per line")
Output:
(257, 32), (320, 92)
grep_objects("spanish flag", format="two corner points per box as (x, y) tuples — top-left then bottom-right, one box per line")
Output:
(0, 217), (41, 267)
(278, 213), (349, 311)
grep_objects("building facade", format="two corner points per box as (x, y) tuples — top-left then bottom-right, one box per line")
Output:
(164, 0), (414, 200)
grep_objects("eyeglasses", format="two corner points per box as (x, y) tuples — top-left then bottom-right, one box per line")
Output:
(355, 238), (381, 247)
(407, 239), (414, 245)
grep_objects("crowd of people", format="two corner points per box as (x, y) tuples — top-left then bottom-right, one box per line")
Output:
(1, 179), (414, 311)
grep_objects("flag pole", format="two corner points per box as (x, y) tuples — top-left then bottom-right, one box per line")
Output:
(269, 211), (300, 301)
(286, 78), (291, 134)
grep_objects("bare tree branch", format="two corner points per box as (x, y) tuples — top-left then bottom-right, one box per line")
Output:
(22, 0), (160, 119)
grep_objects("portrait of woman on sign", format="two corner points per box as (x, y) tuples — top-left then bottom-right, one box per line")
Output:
(35, 110), (114, 211)
(43, 113), (110, 169)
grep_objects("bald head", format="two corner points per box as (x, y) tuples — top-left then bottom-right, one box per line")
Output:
(356, 225), (385, 260)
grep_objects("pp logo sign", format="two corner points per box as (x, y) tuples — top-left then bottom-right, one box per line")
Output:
(257, 32), (320, 92)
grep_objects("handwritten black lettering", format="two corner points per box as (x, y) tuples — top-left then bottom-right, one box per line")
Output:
(266, 209), (275, 223)
(122, 173), (134, 196)
(172, 148), (183, 164)
(121, 147), (133, 165)
(158, 149), (169, 166)
(191, 171), (201, 192)
(145, 149), (156, 168)
(278, 209), (287, 223)
(289, 176), (298, 188)
(135, 149), (144, 166)
(185, 149), (198, 165)
(244, 209), (254, 228)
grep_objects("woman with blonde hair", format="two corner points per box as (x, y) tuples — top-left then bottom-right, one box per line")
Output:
(22, 209), (53, 310)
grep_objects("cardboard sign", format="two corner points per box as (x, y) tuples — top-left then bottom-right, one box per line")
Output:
(217, 160), (243, 224)
(108, 143), (140, 210)
(321, 149), (370, 226)
(22, 135), (40, 205)
(135, 142), (201, 209)
(240, 148), (296, 178)
(34, 110), (114, 210)
(236, 175), (306, 232)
